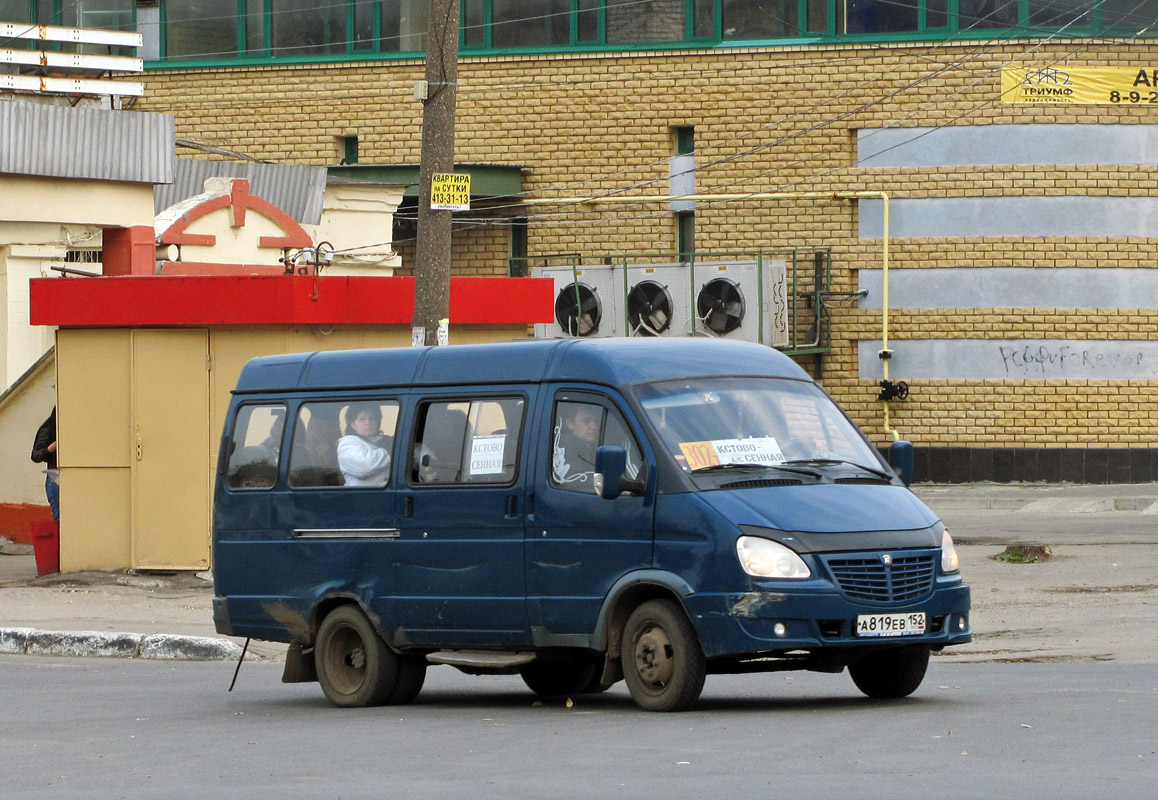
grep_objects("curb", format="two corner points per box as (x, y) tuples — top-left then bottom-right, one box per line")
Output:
(0, 627), (243, 661)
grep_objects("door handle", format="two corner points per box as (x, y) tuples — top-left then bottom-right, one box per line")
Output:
(135, 436), (143, 462)
(404, 496), (414, 518)
(505, 495), (518, 517)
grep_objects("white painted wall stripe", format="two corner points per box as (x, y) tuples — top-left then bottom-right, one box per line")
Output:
(858, 124), (1158, 168)
(859, 197), (1158, 239)
(858, 267), (1158, 310)
(859, 340), (1158, 381)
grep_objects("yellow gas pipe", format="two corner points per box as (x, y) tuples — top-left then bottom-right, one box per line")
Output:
(876, 192), (900, 442)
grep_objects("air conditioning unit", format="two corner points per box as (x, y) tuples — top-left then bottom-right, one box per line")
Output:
(533, 259), (788, 346)
(532, 264), (624, 338)
(623, 264), (695, 337)
(692, 260), (788, 347)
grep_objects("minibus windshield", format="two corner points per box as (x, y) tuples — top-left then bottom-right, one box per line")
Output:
(635, 377), (884, 475)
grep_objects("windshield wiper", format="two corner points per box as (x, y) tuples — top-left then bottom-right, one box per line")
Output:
(691, 463), (821, 479)
(781, 458), (895, 481)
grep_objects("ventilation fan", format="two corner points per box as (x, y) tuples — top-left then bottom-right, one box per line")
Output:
(554, 282), (602, 337)
(627, 280), (674, 336)
(697, 278), (745, 334)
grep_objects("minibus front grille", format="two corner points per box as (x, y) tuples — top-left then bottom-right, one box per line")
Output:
(824, 553), (937, 602)
(720, 478), (803, 489)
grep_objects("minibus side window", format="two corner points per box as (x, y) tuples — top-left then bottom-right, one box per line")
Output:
(411, 397), (524, 485)
(288, 400), (400, 488)
(551, 400), (645, 493)
(225, 404), (286, 490)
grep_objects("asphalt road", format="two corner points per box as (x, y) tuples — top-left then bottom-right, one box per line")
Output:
(3, 489), (1155, 797)
(2, 656), (1154, 799)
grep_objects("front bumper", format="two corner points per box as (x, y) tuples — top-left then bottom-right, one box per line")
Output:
(684, 584), (972, 659)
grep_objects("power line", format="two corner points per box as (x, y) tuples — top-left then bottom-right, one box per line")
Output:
(143, 1), (1148, 201)
(500, 0), (1129, 218)
(407, 9), (1156, 243)
(151, 1), (1158, 248)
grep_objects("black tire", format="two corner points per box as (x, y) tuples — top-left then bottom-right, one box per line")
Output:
(849, 646), (931, 699)
(520, 661), (600, 696)
(389, 655), (428, 705)
(620, 599), (706, 712)
(314, 605), (399, 708)
(577, 669), (614, 695)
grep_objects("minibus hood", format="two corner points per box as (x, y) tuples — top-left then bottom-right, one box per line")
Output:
(700, 483), (939, 534)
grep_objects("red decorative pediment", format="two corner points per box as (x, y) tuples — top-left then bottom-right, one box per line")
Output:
(156, 178), (312, 250)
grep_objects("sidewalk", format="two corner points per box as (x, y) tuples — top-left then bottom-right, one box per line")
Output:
(3, 482), (1157, 663)
(0, 549), (259, 661)
(912, 481), (1158, 513)
(0, 539), (277, 661)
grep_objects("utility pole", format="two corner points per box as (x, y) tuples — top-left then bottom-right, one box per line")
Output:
(412, 0), (460, 347)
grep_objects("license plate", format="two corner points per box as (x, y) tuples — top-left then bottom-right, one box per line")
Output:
(855, 612), (926, 638)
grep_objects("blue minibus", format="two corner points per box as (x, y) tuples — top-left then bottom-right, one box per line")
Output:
(213, 337), (970, 711)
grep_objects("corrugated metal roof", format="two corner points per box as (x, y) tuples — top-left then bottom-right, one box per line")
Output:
(155, 159), (327, 225)
(0, 100), (172, 184)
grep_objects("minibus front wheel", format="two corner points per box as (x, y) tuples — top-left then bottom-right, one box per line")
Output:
(621, 599), (707, 712)
(315, 605), (400, 708)
(848, 645), (931, 699)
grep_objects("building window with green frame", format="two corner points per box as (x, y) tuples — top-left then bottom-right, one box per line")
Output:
(270, 0), (346, 56)
(723, 0), (803, 39)
(341, 134), (359, 164)
(382, 0), (428, 51)
(844, 0), (919, 34)
(491, 0), (570, 48)
(1028, 0), (1093, 27)
(147, 1), (1158, 65)
(509, 216), (529, 276)
(958, 0), (1021, 29)
(163, 0), (239, 60)
(0, 0), (134, 53)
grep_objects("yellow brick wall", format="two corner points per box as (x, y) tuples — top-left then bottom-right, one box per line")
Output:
(137, 39), (1158, 452)
(392, 214), (511, 276)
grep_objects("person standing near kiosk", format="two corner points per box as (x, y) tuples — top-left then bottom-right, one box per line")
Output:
(31, 407), (58, 520)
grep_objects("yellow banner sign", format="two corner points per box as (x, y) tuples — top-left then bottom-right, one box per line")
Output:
(678, 440), (721, 471)
(430, 172), (471, 211)
(1003, 65), (1158, 105)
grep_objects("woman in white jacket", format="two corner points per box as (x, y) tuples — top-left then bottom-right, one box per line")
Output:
(337, 403), (392, 487)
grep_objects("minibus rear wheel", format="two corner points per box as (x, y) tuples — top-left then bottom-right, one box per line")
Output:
(849, 645), (930, 699)
(315, 605), (399, 708)
(389, 655), (428, 705)
(621, 599), (706, 712)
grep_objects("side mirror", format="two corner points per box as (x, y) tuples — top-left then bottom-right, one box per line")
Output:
(595, 446), (627, 499)
(889, 440), (914, 487)
(595, 445), (646, 499)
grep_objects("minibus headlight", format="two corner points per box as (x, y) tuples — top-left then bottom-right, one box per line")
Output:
(736, 536), (811, 579)
(941, 530), (960, 574)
